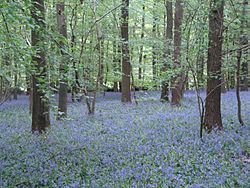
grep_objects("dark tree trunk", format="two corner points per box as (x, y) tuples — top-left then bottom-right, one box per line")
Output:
(70, 5), (79, 102)
(99, 40), (104, 87)
(204, 0), (224, 132)
(161, 0), (173, 102)
(29, 84), (32, 114)
(31, 0), (50, 133)
(121, 0), (131, 102)
(138, 5), (145, 80)
(235, 0), (247, 126)
(197, 55), (205, 89)
(113, 41), (119, 92)
(171, 0), (184, 105)
(236, 45), (245, 126)
(241, 56), (248, 91)
(56, 3), (68, 119)
(13, 63), (18, 100)
(240, 0), (248, 91)
(0, 76), (2, 99)
(152, 1), (157, 82)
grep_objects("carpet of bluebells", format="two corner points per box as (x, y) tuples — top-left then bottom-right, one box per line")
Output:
(0, 90), (250, 187)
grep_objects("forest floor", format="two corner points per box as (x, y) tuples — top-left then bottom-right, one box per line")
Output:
(0, 90), (250, 187)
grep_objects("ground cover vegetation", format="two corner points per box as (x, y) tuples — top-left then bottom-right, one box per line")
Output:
(0, 0), (249, 187)
(0, 91), (250, 187)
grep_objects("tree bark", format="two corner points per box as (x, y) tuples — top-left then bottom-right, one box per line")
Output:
(236, 45), (245, 126)
(152, 1), (157, 83)
(204, 0), (224, 132)
(235, 0), (247, 126)
(56, 3), (68, 119)
(171, 0), (184, 105)
(161, 0), (173, 102)
(138, 5), (145, 80)
(240, 0), (248, 91)
(31, 0), (50, 133)
(70, 5), (80, 102)
(113, 40), (119, 92)
(121, 0), (131, 102)
(13, 61), (18, 100)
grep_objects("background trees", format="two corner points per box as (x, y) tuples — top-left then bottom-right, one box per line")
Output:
(0, 0), (249, 131)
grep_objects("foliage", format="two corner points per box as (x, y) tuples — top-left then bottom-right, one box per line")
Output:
(0, 91), (249, 187)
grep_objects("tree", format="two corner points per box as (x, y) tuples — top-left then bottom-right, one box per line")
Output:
(204, 0), (224, 132)
(171, 0), (184, 105)
(152, 1), (157, 83)
(138, 4), (145, 81)
(161, 0), (173, 102)
(31, 0), (50, 132)
(121, 0), (131, 102)
(56, 2), (68, 119)
(236, 0), (248, 126)
(240, 0), (248, 91)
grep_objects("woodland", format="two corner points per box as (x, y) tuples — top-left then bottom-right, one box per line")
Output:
(0, 0), (250, 187)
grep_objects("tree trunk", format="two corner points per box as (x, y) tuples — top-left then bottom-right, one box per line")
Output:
(99, 40), (104, 87)
(161, 0), (173, 102)
(56, 3), (68, 119)
(121, 0), (131, 102)
(138, 5), (145, 80)
(70, 5), (79, 102)
(236, 45), (245, 126)
(171, 0), (184, 105)
(235, 0), (247, 126)
(113, 40), (119, 92)
(204, 0), (224, 132)
(31, 0), (50, 133)
(13, 62), (18, 100)
(196, 37), (205, 89)
(240, 0), (248, 91)
(152, 1), (157, 83)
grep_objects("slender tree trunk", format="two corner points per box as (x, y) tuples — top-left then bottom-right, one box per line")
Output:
(235, 0), (247, 126)
(204, 0), (224, 132)
(241, 56), (248, 91)
(29, 84), (33, 114)
(171, 0), (184, 105)
(197, 54), (205, 89)
(161, 0), (173, 101)
(118, 43), (122, 92)
(138, 5), (145, 80)
(96, 36), (104, 89)
(236, 46), (245, 126)
(225, 29), (230, 91)
(0, 58), (2, 99)
(56, 3), (68, 119)
(113, 40), (119, 92)
(70, 5), (79, 102)
(31, 0), (50, 133)
(121, 0), (131, 102)
(13, 61), (18, 100)
(99, 40), (104, 87)
(152, 1), (157, 83)
(143, 54), (147, 84)
(0, 76), (2, 99)
(240, 0), (248, 91)
(103, 41), (109, 93)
